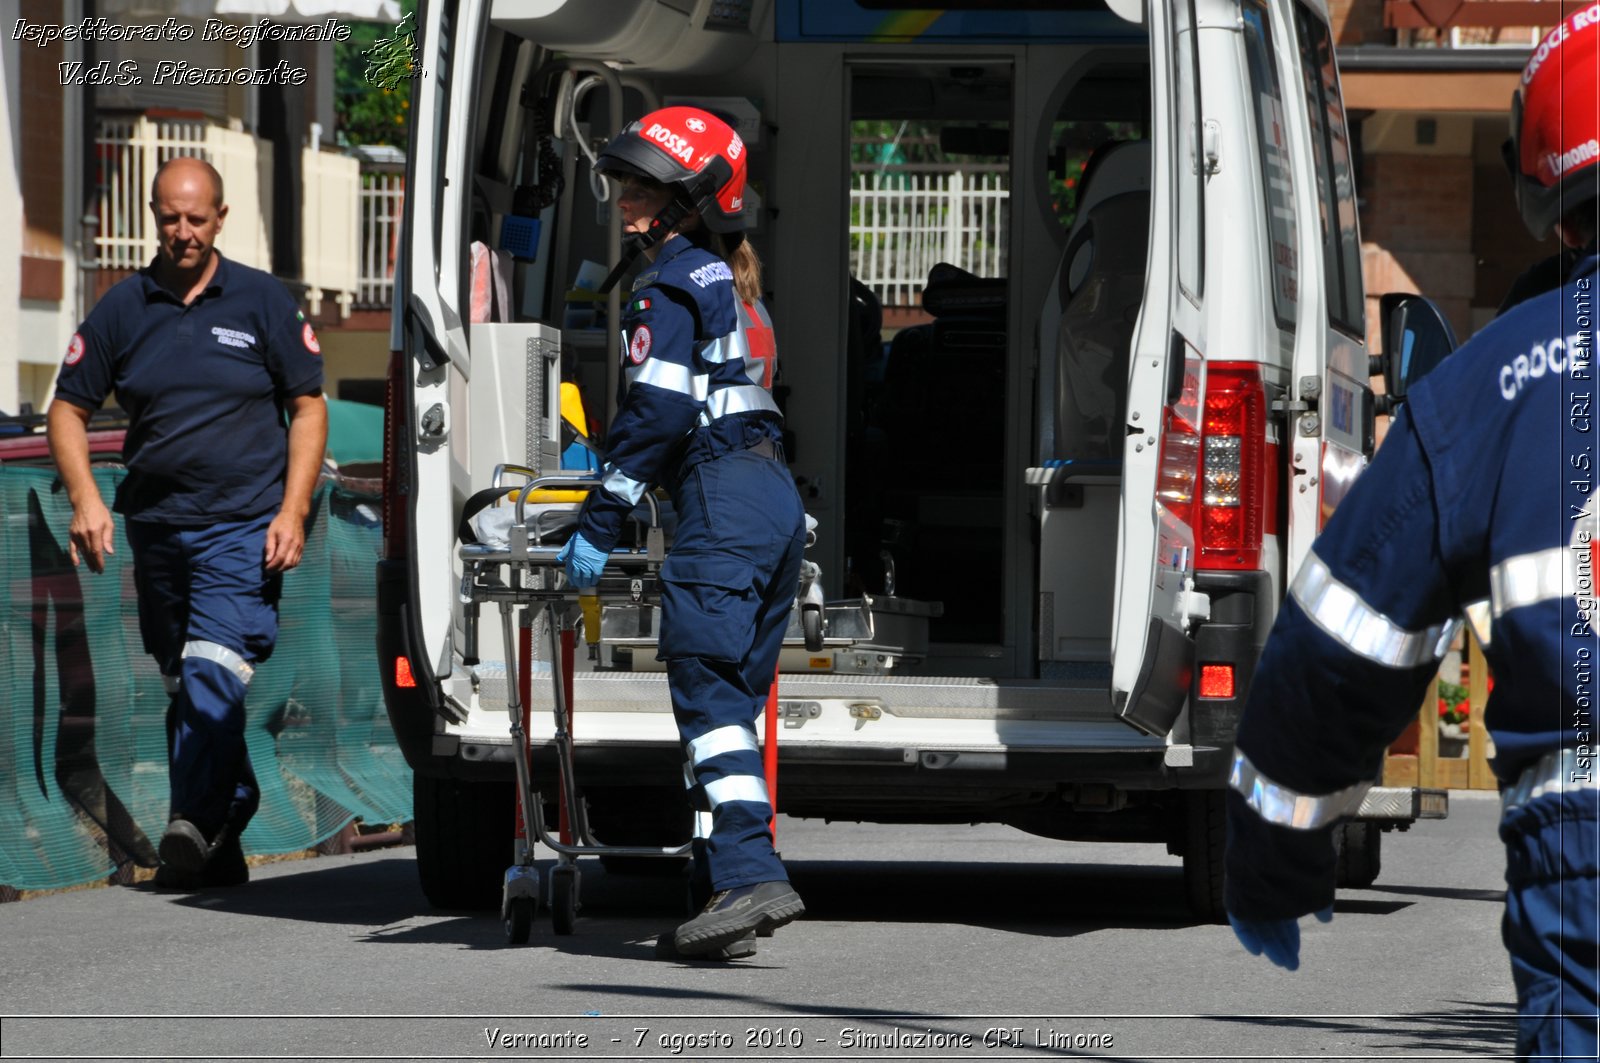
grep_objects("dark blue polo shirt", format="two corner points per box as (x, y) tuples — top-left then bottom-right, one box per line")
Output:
(54, 254), (324, 525)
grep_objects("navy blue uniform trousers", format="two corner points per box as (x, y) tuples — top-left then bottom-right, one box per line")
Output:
(659, 446), (805, 891)
(127, 513), (277, 839)
(1502, 793), (1600, 1057)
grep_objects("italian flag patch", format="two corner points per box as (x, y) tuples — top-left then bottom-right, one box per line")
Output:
(629, 298), (651, 314)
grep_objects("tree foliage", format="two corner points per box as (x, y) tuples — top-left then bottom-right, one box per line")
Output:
(334, 0), (418, 148)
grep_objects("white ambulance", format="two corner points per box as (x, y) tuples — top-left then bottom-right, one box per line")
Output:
(378, 0), (1453, 921)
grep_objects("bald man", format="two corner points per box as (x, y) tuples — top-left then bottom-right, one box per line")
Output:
(48, 156), (328, 889)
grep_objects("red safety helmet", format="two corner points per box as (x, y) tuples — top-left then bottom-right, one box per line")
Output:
(594, 106), (747, 232)
(1506, 7), (1600, 240)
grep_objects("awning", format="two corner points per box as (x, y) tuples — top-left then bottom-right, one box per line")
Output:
(94, 0), (402, 23)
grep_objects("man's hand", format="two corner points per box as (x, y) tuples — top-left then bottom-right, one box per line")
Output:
(264, 510), (306, 572)
(1228, 906), (1333, 971)
(68, 495), (116, 573)
(266, 390), (328, 573)
(47, 398), (114, 573)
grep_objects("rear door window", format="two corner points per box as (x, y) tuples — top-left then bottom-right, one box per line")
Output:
(1294, 3), (1365, 336)
(1241, 0), (1298, 326)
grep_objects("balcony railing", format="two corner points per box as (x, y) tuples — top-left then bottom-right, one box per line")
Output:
(93, 113), (403, 318)
(354, 146), (405, 312)
(850, 168), (1009, 310)
(95, 112), (273, 273)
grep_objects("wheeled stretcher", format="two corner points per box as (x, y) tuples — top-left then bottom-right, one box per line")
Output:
(456, 465), (832, 944)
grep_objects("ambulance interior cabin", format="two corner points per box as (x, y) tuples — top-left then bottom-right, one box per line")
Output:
(455, 0), (1151, 681)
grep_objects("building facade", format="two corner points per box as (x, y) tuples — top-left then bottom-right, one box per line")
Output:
(2, 0), (403, 418)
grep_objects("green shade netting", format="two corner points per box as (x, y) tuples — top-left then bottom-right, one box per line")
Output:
(0, 468), (412, 891)
(324, 398), (385, 466)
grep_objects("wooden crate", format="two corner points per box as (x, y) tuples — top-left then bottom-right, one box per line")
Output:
(1383, 629), (1496, 790)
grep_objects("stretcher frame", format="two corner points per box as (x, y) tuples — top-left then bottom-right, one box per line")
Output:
(458, 468), (679, 942)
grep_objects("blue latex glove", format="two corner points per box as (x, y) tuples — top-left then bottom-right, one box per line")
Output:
(556, 532), (607, 589)
(1228, 906), (1333, 971)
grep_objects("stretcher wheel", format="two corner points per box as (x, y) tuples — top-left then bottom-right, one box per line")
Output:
(505, 897), (535, 944)
(550, 866), (581, 935)
(802, 604), (824, 652)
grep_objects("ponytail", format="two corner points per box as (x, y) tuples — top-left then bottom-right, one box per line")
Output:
(711, 230), (764, 306)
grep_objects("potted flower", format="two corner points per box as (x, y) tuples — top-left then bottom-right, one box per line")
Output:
(1438, 680), (1470, 754)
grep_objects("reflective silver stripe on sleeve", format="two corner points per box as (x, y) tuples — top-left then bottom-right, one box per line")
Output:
(626, 358), (709, 400)
(705, 383), (781, 421)
(703, 774), (771, 809)
(683, 760), (696, 790)
(693, 810), (713, 839)
(699, 330), (751, 367)
(687, 725), (760, 766)
(1290, 550), (1458, 668)
(1228, 748), (1373, 831)
(1462, 599), (1493, 649)
(181, 640), (255, 687)
(1490, 547), (1570, 618)
(601, 465), (649, 506)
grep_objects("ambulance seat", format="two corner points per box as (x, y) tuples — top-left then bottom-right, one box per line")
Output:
(877, 263), (1007, 643)
(1045, 139), (1151, 463)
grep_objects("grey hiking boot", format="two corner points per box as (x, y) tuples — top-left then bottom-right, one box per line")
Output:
(673, 880), (803, 956)
(654, 930), (757, 962)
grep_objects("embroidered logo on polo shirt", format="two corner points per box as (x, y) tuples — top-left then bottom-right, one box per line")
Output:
(211, 326), (257, 350)
(64, 333), (85, 366)
(302, 322), (321, 355)
(628, 325), (652, 365)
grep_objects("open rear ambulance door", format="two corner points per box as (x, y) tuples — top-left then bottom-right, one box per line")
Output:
(399, 0), (486, 692)
(1109, 0), (1207, 737)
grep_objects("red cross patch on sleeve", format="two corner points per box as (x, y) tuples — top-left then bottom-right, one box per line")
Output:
(628, 325), (652, 365)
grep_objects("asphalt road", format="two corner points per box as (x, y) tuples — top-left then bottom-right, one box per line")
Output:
(0, 791), (1516, 1061)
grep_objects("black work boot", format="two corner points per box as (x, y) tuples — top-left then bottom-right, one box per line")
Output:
(201, 834), (249, 888)
(157, 817), (209, 875)
(673, 880), (804, 956)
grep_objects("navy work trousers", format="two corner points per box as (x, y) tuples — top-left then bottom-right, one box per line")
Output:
(127, 513), (279, 840)
(1501, 792), (1600, 1057)
(659, 447), (805, 891)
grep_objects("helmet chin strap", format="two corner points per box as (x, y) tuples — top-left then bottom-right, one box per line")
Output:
(597, 198), (690, 295)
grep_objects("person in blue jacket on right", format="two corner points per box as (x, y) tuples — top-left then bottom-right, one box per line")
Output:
(1224, 10), (1600, 1056)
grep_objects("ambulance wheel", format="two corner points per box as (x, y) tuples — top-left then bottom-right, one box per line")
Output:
(505, 897), (535, 945)
(550, 866), (580, 935)
(1333, 820), (1383, 889)
(802, 605), (824, 652)
(1182, 789), (1227, 925)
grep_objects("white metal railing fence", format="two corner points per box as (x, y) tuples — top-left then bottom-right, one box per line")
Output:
(94, 114), (272, 272)
(358, 165), (405, 310)
(95, 115), (370, 317)
(850, 168), (1008, 309)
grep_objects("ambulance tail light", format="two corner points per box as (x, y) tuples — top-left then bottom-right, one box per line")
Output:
(381, 346), (408, 561)
(1197, 363), (1266, 571)
(1156, 357), (1203, 527)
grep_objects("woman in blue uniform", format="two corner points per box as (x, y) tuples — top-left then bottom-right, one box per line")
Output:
(557, 106), (806, 958)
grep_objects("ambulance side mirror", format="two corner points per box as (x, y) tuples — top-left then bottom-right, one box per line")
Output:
(1374, 292), (1458, 413)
